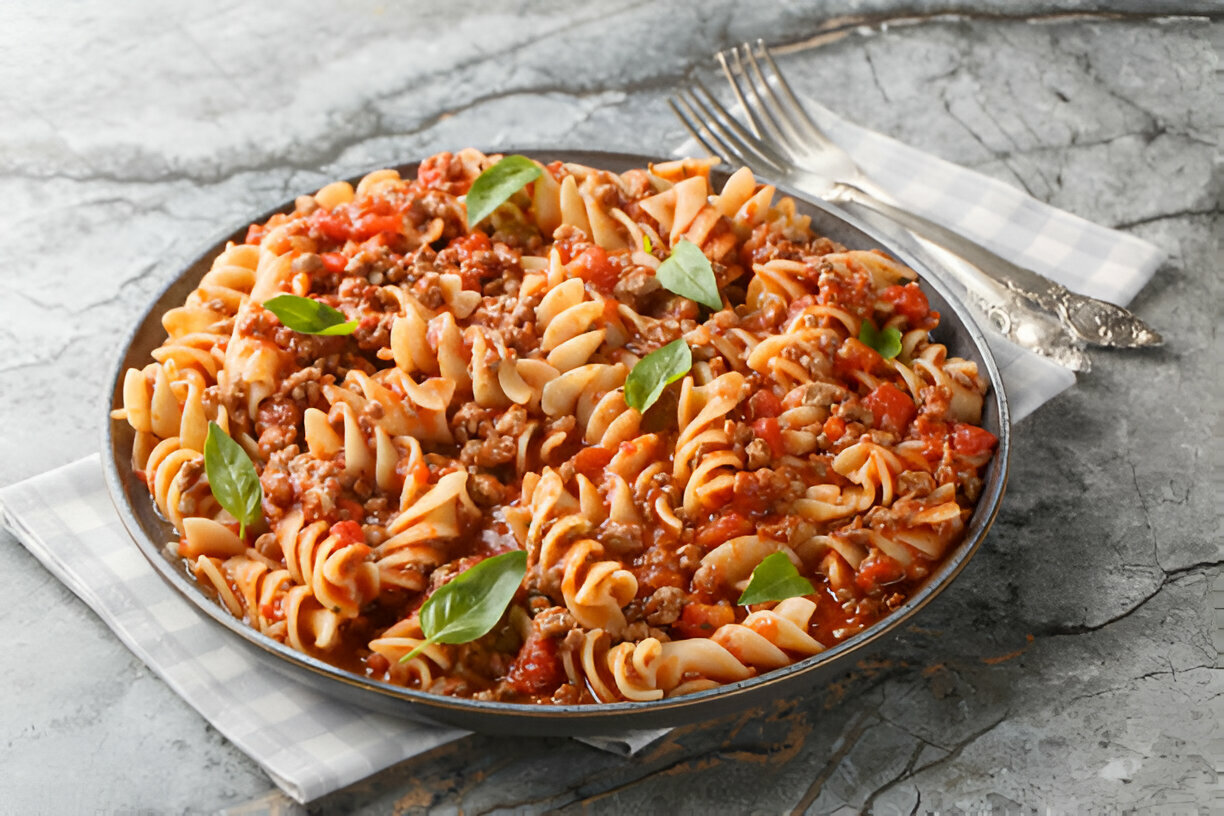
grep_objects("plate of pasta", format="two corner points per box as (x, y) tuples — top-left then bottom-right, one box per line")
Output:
(105, 149), (1009, 734)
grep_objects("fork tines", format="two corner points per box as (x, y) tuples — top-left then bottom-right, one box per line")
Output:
(716, 39), (836, 156)
(669, 81), (788, 174)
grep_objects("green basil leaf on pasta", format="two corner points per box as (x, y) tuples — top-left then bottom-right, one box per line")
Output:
(464, 155), (543, 227)
(203, 421), (263, 540)
(400, 550), (527, 663)
(654, 239), (722, 311)
(624, 338), (692, 413)
(263, 294), (357, 336)
(858, 320), (902, 360)
(738, 552), (815, 606)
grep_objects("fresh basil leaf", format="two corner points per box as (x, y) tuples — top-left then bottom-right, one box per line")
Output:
(465, 155), (542, 227)
(203, 421), (263, 540)
(624, 338), (692, 413)
(264, 294), (357, 336)
(738, 552), (815, 605)
(654, 239), (721, 311)
(400, 550), (527, 663)
(859, 320), (902, 360)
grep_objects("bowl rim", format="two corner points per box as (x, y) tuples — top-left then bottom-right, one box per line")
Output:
(102, 148), (1010, 726)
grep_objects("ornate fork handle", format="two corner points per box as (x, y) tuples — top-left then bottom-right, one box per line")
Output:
(705, 39), (1163, 352)
(829, 181), (1163, 348)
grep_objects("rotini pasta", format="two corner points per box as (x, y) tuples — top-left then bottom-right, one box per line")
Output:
(113, 150), (997, 704)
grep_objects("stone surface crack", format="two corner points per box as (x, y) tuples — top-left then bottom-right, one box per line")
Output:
(791, 708), (879, 813)
(904, 711), (1009, 778)
(863, 46), (892, 103)
(1114, 206), (1224, 230)
(1128, 460), (1165, 574)
(1067, 663), (1219, 707)
(859, 739), (927, 815)
(775, 9), (1223, 57)
(1040, 559), (1223, 637)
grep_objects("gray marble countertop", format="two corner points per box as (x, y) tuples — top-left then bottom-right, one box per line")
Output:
(1, 2), (1220, 813)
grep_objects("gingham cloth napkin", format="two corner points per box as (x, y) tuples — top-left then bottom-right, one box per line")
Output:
(4, 107), (1165, 804)
(682, 97), (1167, 421)
(0, 457), (668, 803)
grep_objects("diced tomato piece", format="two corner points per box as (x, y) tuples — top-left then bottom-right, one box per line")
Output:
(451, 231), (491, 260)
(552, 235), (578, 264)
(834, 337), (884, 377)
(353, 214), (402, 241)
(694, 511), (755, 551)
(572, 446), (614, 480)
(506, 631), (565, 695)
(330, 519), (365, 547)
(752, 417), (784, 457)
(244, 223), (267, 245)
(320, 252), (348, 274)
(950, 423), (998, 457)
(747, 389), (783, 420)
(673, 603), (736, 639)
(823, 415), (847, 442)
(881, 283), (930, 324)
(862, 382), (916, 435)
(571, 246), (620, 293)
(855, 552), (904, 593)
(417, 161), (445, 190)
(914, 415), (948, 462)
(310, 209), (352, 243)
(360, 233), (388, 250)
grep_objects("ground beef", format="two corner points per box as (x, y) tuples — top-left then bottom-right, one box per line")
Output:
(468, 292), (541, 355)
(288, 453), (344, 522)
(836, 397), (872, 425)
(643, 586), (684, 626)
(896, 471), (937, 498)
(452, 402), (497, 444)
(730, 468), (803, 517)
(801, 381), (848, 408)
(919, 385), (955, 422)
(532, 606), (577, 638)
(745, 438), (772, 470)
(599, 520), (644, 556)
(494, 405), (528, 436)
(468, 472), (508, 507)
(551, 683), (583, 705)
(612, 267), (660, 311)
(460, 434), (517, 468)
(677, 543), (702, 573)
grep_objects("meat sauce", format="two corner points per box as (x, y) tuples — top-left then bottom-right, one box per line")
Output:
(150, 153), (998, 705)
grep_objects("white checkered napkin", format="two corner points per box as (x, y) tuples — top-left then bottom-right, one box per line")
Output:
(680, 97), (1166, 423)
(0, 456), (668, 804)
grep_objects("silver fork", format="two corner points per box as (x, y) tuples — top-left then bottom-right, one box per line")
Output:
(670, 40), (1162, 363)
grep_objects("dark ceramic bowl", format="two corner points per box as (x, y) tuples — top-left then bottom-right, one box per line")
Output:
(103, 150), (1010, 736)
